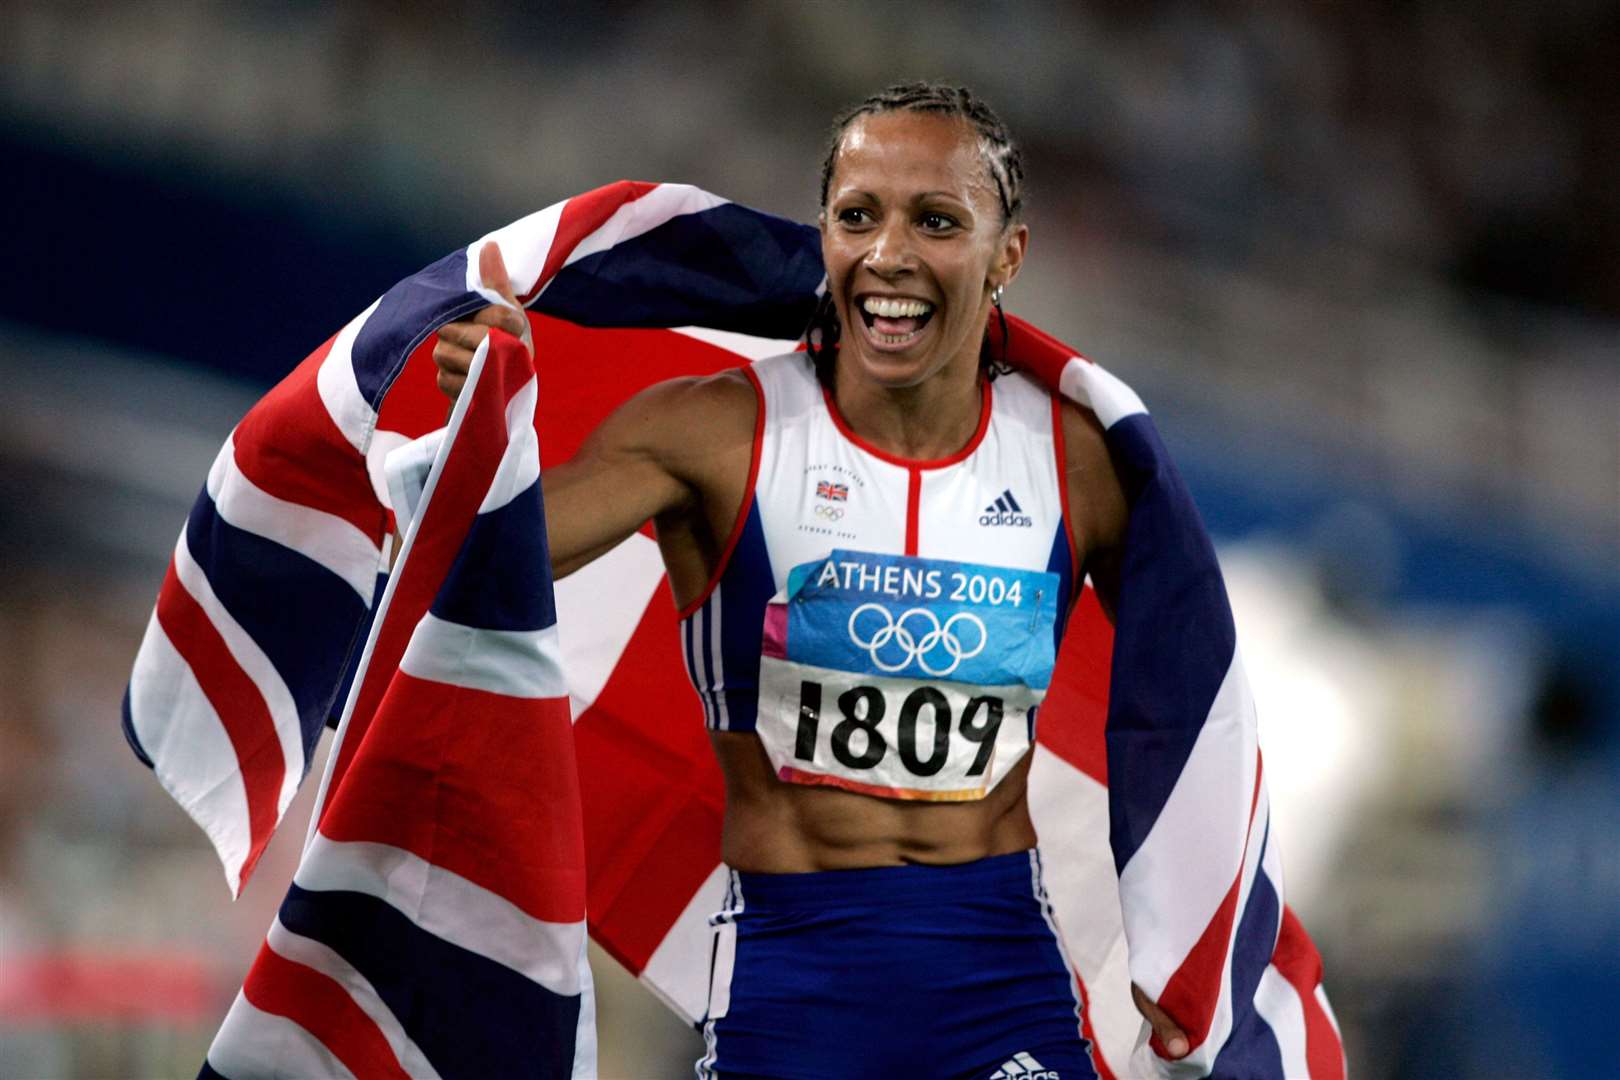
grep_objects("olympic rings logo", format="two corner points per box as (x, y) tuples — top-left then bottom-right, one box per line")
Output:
(847, 604), (987, 677)
(814, 504), (845, 520)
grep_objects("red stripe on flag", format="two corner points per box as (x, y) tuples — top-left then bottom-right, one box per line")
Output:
(242, 941), (410, 1080)
(324, 336), (527, 803)
(1038, 585), (1114, 785)
(527, 318), (749, 468)
(1274, 906), (1345, 1080)
(381, 335), (465, 443)
(575, 588), (725, 974)
(153, 560), (281, 886)
(525, 181), (659, 303)
(319, 674), (586, 923)
(992, 311), (1089, 389)
(1152, 753), (1267, 1054)
(232, 335), (386, 543)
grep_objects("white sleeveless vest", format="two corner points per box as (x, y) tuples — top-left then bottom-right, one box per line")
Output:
(679, 352), (1078, 800)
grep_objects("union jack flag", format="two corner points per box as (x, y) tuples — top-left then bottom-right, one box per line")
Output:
(201, 329), (593, 1078)
(123, 182), (1343, 1078)
(815, 480), (849, 501)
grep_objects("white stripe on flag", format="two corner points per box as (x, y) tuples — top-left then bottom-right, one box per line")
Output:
(382, 429), (445, 529)
(206, 991), (358, 1080)
(638, 862), (729, 1025)
(264, 916), (442, 1080)
(1318, 984), (1342, 1039)
(1197, 769), (1273, 1066)
(554, 533), (666, 717)
(172, 529), (305, 819)
(398, 613), (566, 699)
(671, 326), (801, 360)
(1060, 358), (1147, 431)
(1026, 746), (1137, 1071)
(295, 834), (587, 998)
(316, 298), (383, 453)
(367, 427), (419, 512)
(1117, 647), (1260, 997)
(127, 610), (254, 894)
(474, 202), (563, 300)
(207, 436), (381, 601)
(478, 375), (540, 514)
(1255, 964), (1310, 1078)
(570, 930), (598, 1080)
(557, 185), (728, 277)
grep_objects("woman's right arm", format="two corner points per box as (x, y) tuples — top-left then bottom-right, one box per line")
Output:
(430, 243), (752, 585)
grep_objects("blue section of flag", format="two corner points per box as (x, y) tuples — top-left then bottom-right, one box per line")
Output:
(780, 550), (1059, 689)
(325, 570), (390, 731)
(1210, 827), (1286, 1079)
(278, 884), (580, 1080)
(1104, 413), (1237, 872)
(187, 491), (370, 758)
(350, 250), (479, 407)
(121, 686), (153, 767)
(538, 205), (823, 336)
(431, 480), (555, 632)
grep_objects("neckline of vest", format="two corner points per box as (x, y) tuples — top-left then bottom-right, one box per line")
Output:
(817, 379), (994, 470)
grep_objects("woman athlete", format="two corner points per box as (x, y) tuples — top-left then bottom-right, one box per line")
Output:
(434, 83), (1190, 1079)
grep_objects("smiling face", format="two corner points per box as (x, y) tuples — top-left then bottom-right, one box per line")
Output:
(820, 110), (1027, 392)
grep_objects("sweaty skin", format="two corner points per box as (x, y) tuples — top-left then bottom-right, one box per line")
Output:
(435, 111), (1188, 1058)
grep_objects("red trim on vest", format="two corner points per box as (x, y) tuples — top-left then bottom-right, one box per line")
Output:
(1051, 396), (1081, 574)
(819, 380), (993, 470)
(905, 468), (922, 556)
(676, 364), (766, 620)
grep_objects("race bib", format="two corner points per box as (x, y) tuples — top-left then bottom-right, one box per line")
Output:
(756, 550), (1060, 801)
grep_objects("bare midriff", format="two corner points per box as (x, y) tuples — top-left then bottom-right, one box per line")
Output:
(710, 730), (1038, 873)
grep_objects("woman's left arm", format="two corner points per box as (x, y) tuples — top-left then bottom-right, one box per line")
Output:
(1060, 399), (1128, 621)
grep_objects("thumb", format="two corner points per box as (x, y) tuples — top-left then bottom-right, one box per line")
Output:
(477, 240), (533, 353)
(1132, 984), (1191, 1060)
(478, 240), (522, 309)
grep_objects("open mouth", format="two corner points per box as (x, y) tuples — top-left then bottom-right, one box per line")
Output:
(858, 296), (935, 346)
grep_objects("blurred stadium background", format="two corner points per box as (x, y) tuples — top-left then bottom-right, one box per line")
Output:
(1, 2), (1616, 1077)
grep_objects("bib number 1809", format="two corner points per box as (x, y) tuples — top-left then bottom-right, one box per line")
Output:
(794, 680), (1004, 777)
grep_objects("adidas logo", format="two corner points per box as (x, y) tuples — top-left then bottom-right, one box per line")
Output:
(990, 1051), (1060, 1079)
(979, 489), (1033, 528)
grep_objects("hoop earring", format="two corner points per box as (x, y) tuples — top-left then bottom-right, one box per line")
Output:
(991, 283), (1005, 305)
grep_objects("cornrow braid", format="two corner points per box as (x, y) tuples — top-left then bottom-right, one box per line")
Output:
(818, 82), (1025, 226)
(807, 81), (1023, 387)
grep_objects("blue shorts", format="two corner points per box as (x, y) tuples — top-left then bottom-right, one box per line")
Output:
(697, 850), (1099, 1080)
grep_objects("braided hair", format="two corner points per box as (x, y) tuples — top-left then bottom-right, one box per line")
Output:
(806, 82), (1025, 387)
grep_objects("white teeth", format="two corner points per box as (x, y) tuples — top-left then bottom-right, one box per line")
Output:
(861, 297), (933, 318)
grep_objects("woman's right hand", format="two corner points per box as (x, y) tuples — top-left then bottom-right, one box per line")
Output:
(432, 242), (532, 402)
